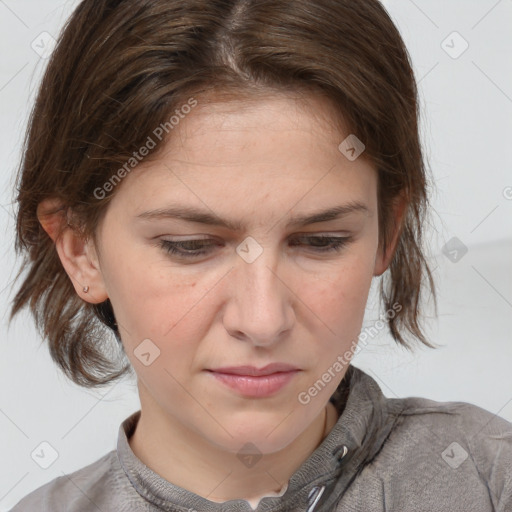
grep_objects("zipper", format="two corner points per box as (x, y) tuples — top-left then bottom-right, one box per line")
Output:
(306, 445), (348, 511)
(306, 485), (326, 512)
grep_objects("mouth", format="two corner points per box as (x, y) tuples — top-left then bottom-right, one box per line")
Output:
(205, 364), (300, 397)
(207, 363), (300, 377)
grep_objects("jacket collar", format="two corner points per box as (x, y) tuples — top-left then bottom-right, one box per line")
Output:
(116, 365), (398, 511)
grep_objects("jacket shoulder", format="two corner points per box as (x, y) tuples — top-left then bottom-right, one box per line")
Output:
(385, 396), (512, 511)
(390, 395), (512, 464)
(9, 450), (120, 512)
(392, 395), (512, 438)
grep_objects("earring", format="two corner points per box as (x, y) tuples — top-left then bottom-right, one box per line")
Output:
(83, 285), (89, 293)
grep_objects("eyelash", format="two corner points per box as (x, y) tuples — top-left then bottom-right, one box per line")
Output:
(159, 235), (352, 259)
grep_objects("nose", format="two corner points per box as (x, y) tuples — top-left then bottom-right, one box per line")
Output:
(222, 243), (294, 347)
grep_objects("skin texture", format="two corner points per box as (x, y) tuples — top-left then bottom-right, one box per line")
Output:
(38, 92), (405, 502)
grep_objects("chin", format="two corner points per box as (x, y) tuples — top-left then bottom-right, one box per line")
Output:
(206, 416), (307, 456)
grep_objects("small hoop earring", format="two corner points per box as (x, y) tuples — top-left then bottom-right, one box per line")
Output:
(83, 285), (89, 293)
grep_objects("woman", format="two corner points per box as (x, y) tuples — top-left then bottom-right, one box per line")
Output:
(9, 0), (512, 510)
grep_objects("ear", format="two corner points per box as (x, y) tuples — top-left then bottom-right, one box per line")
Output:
(37, 198), (108, 304)
(373, 191), (408, 277)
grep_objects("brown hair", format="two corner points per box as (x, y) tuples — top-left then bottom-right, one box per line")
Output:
(9, 0), (438, 388)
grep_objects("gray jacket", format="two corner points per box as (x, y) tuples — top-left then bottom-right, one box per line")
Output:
(10, 365), (512, 511)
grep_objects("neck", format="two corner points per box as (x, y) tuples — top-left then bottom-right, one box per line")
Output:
(128, 398), (339, 503)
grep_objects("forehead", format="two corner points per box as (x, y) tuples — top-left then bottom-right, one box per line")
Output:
(170, 91), (349, 155)
(107, 92), (377, 221)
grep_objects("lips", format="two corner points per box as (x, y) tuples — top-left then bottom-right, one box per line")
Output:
(206, 364), (300, 397)
(207, 363), (299, 377)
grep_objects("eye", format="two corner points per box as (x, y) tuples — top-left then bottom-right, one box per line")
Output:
(159, 235), (352, 259)
(160, 239), (218, 258)
(289, 235), (352, 253)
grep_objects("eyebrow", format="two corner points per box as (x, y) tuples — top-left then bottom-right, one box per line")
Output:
(136, 201), (369, 230)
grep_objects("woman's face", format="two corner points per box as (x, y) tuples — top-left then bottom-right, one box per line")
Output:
(89, 92), (394, 454)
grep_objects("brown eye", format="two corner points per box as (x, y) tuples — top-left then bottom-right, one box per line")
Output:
(160, 239), (219, 258)
(289, 236), (352, 253)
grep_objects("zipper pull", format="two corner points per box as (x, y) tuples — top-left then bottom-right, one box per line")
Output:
(306, 485), (326, 512)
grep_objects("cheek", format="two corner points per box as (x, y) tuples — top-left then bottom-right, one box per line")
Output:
(101, 241), (213, 347)
(302, 256), (375, 344)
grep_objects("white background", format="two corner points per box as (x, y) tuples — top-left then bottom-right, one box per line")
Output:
(1, 0), (511, 509)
